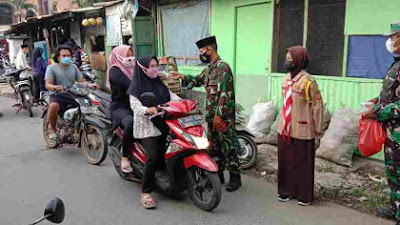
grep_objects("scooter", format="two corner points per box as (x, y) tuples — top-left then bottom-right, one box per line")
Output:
(29, 197), (65, 224)
(108, 92), (222, 211)
(4, 68), (35, 117)
(183, 82), (258, 169)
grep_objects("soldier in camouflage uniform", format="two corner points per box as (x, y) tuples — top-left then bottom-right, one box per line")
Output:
(364, 21), (400, 225)
(171, 36), (241, 192)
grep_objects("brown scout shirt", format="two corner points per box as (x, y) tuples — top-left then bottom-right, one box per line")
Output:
(277, 70), (323, 140)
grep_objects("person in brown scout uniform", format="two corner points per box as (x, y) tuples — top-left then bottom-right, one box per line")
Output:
(171, 36), (242, 192)
(277, 46), (323, 206)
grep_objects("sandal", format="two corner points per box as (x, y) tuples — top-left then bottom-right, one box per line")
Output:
(141, 193), (156, 209)
(121, 158), (133, 173)
(48, 131), (58, 148)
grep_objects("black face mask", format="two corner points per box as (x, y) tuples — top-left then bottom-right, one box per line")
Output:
(200, 52), (211, 64)
(284, 60), (296, 72)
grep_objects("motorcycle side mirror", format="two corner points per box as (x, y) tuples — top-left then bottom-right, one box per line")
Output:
(44, 197), (65, 223)
(140, 92), (158, 107)
(30, 197), (65, 225)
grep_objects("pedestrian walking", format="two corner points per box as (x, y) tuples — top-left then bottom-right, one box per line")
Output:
(277, 46), (323, 206)
(31, 48), (47, 103)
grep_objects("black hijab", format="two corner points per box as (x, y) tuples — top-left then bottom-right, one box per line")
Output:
(127, 56), (170, 105)
(287, 46), (310, 78)
(31, 48), (44, 67)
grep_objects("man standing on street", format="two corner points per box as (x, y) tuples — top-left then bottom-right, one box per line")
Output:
(14, 44), (31, 80)
(364, 21), (400, 225)
(171, 36), (242, 192)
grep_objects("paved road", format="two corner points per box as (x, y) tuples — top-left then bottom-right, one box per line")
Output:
(0, 96), (394, 225)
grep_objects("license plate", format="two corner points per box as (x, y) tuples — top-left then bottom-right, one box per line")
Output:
(178, 115), (203, 128)
(81, 106), (99, 114)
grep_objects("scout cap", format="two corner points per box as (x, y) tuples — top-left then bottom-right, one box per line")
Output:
(196, 36), (216, 49)
(384, 21), (400, 36)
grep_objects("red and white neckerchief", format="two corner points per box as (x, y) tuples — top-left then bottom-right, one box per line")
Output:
(282, 79), (293, 142)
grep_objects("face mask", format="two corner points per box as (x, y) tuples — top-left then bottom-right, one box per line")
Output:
(60, 57), (72, 65)
(284, 60), (296, 72)
(117, 54), (136, 67)
(199, 52), (211, 64)
(138, 62), (158, 79)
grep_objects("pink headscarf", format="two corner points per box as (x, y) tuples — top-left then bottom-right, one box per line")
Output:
(106, 45), (135, 88)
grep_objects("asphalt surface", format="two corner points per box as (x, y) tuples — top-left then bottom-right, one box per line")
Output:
(0, 96), (394, 225)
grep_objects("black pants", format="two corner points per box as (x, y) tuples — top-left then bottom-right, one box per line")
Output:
(278, 136), (315, 203)
(111, 108), (134, 158)
(141, 136), (166, 193)
(33, 74), (45, 102)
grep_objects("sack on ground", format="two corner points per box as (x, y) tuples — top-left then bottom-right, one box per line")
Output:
(316, 103), (332, 148)
(247, 99), (277, 138)
(316, 107), (359, 167)
(266, 113), (282, 145)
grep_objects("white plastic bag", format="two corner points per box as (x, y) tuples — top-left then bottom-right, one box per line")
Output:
(247, 99), (277, 138)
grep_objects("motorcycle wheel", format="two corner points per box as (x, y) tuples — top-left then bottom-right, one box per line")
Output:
(20, 90), (33, 117)
(237, 132), (258, 169)
(81, 125), (108, 165)
(187, 167), (221, 212)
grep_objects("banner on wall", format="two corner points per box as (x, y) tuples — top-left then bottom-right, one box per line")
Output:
(106, 15), (122, 46)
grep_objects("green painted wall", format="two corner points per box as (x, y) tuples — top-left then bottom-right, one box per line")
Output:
(345, 0), (400, 35)
(211, 0), (273, 116)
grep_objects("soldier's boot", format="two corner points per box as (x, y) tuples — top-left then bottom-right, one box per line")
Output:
(226, 173), (242, 192)
(377, 206), (396, 220)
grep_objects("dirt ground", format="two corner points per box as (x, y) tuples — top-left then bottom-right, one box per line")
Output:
(246, 143), (390, 216)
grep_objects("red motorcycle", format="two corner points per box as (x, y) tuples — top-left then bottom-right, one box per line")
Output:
(108, 93), (222, 211)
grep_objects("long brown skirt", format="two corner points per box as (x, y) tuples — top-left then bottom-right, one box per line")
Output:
(278, 135), (315, 202)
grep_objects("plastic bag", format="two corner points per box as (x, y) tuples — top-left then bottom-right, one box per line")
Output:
(317, 108), (359, 167)
(247, 99), (277, 138)
(358, 117), (386, 157)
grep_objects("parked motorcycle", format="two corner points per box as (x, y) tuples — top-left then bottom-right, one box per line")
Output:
(30, 197), (65, 225)
(183, 82), (258, 169)
(108, 93), (222, 211)
(42, 83), (108, 165)
(4, 68), (35, 117)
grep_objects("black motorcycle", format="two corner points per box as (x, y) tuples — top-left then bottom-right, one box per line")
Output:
(4, 68), (35, 117)
(42, 83), (108, 165)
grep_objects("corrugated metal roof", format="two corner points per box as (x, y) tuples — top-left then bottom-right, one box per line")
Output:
(4, 6), (105, 35)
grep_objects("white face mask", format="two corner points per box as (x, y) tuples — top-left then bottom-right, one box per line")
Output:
(117, 54), (136, 67)
(386, 38), (396, 53)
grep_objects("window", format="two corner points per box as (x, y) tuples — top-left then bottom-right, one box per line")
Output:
(273, 0), (304, 72)
(0, 4), (13, 25)
(159, 0), (210, 66)
(347, 35), (392, 79)
(306, 0), (346, 76)
(273, 0), (346, 76)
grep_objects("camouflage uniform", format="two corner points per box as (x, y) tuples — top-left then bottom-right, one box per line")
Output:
(374, 59), (400, 222)
(186, 57), (240, 174)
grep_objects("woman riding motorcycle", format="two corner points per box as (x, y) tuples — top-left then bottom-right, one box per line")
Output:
(127, 56), (180, 209)
(107, 45), (136, 173)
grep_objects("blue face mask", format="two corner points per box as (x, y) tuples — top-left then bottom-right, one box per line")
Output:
(60, 57), (72, 65)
